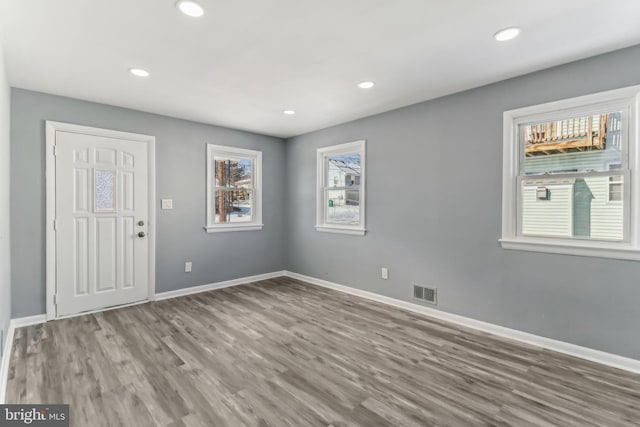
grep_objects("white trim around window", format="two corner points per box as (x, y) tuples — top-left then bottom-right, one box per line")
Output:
(501, 84), (640, 260)
(205, 144), (263, 233)
(316, 140), (366, 235)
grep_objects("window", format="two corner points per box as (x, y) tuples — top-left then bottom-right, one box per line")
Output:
(608, 164), (623, 202)
(206, 144), (262, 233)
(316, 140), (366, 235)
(501, 85), (640, 260)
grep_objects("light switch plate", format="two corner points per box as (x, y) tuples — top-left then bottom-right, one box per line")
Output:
(161, 199), (173, 210)
(185, 262), (192, 273)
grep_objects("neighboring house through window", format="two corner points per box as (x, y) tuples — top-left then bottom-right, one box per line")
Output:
(501, 85), (640, 260)
(316, 140), (366, 235)
(206, 144), (263, 232)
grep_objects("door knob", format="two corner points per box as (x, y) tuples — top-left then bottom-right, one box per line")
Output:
(138, 220), (145, 226)
(138, 231), (146, 238)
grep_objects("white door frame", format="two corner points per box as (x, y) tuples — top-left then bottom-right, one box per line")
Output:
(45, 121), (156, 320)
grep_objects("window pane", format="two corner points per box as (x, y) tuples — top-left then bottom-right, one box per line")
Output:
(327, 189), (360, 224)
(214, 157), (253, 188)
(327, 153), (361, 187)
(522, 111), (623, 175)
(609, 176), (622, 202)
(214, 189), (253, 223)
(521, 176), (623, 240)
(95, 170), (116, 212)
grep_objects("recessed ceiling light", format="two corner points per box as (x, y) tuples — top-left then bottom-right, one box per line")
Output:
(129, 68), (150, 77)
(176, 0), (204, 17)
(494, 27), (521, 41)
(283, 110), (296, 115)
(358, 81), (375, 89)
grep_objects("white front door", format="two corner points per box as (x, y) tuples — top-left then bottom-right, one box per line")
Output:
(54, 129), (151, 317)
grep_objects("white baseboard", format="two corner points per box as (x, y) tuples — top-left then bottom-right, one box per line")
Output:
(154, 271), (285, 301)
(283, 271), (640, 375)
(10, 314), (47, 328)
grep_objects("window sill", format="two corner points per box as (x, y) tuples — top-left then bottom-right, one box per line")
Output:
(315, 225), (366, 236)
(205, 224), (264, 233)
(499, 237), (640, 261)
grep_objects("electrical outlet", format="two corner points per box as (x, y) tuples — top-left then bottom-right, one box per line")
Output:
(161, 199), (173, 210)
(185, 262), (192, 273)
(381, 267), (389, 280)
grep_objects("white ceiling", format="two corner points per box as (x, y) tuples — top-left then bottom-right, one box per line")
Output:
(1, 0), (640, 138)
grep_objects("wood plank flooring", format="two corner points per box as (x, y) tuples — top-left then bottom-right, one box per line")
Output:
(6, 277), (640, 426)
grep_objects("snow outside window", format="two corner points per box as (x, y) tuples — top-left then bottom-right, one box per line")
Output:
(206, 144), (263, 233)
(316, 140), (366, 235)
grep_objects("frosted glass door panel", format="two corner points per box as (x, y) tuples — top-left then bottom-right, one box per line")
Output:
(95, 170), (116, 212)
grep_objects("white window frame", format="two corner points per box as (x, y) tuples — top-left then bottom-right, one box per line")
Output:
(501, 85), (640, 260)
(316, 140), (366, 235)
(206, 144), (263, 233)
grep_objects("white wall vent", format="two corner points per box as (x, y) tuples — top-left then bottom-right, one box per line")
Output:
(412, 283), (437, 305)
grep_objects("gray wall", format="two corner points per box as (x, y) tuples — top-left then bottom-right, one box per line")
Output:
(11, 89), (287, 317)
(0, 30), (11, 360)
(285, 45), (640, 360)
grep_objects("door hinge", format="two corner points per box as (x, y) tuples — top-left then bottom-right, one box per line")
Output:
(53, 145), (59, 156)
(53, 294), (57, 305)
(53, 219), (57, 231)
